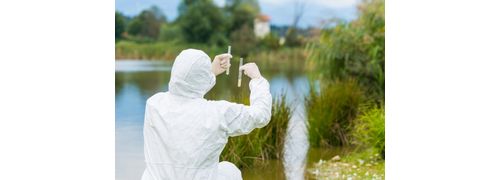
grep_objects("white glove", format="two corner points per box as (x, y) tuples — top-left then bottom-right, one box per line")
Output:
(212, 53), (232, 76)
(239, 63), (262, 79)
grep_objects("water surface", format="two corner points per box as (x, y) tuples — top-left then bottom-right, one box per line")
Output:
(115, 60), (333, 180)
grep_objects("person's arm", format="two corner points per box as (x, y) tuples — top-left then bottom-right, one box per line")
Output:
(214, 63), (272, 137)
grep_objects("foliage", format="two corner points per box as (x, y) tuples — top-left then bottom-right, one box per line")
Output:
(127, 6), (167, 40)
(158, 23), (184, 42)
(247, 48), (309, 72)
(220, 95), (290, 168)
(230, 23), (257, 57)
(115, 41), (225, 60)
(226, 0), (260, 32)
(353, 104), (385, 158)
(307, 79), (364, 147)
(177, 0), (227, 44)
(259, 33), (281, 50)
(307, 0), (385, 97)
(115, 11), (126, 40)
(285, 27), (305, 47)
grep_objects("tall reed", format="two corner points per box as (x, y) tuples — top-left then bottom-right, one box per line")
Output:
(307, 79), (364, 147)
(220, 95), (290, 168)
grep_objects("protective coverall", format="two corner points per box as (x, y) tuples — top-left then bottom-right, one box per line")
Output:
(141, 49), (272, 180)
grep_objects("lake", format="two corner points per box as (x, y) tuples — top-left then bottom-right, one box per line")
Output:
(115, 60), (342, 180)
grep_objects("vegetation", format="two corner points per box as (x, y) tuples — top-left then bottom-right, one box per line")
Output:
(220, 95), (290, 168)
(308, 0), (385, 98)
(353, 104), (385, 158)
(115, 41), (226, 60)
(306, 0), (385, 176)
(307, 79), (364, 147)
(115, 12), (126, 40)
(177, 0), (227, 44)
(115, 0), (312, 61)
(308, 150), (384, 179)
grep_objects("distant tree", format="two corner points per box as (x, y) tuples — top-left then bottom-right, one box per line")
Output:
(177, 0), (226, 44)
(285, 0), (306, 47)
(260, 32), (280, 50)
(127, 6), (167, 40)
(115, 11), (126, 40)
(230, 24), (257, 57)
(226, 0), (260, 32)
(159, 23), (184, 42)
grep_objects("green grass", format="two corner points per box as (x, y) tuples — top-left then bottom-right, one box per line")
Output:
(220, 95), (290, 168)
(353, 104), (385, 158)
(115, 40), (225, 60)
(247, 48), (310, 72)
(307, 79), (364, 147)
(115, 41), (310, 73)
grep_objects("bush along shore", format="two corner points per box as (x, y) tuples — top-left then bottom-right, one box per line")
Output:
(305, 0), (385, 178)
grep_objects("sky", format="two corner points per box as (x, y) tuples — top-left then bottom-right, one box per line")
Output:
(115, 0), (361, 28)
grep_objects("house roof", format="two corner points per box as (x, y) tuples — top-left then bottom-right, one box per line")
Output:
(256, 14), (270, 22)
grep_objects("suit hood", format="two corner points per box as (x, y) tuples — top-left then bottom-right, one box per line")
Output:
(168, 49), (215, 98)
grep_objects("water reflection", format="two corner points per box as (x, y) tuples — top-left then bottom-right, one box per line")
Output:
(115, 60), (312, 180)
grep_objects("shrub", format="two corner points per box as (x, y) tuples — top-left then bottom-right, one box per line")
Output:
(353, 104), (385, 158)
(307, 79), (364, 147)
(307, 0), (385, 98)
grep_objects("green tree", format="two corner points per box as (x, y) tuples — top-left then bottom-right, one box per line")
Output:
(127, 6), (167, 40)
(230, 24), (257, 57)
(309, 0), (385, 97)
(226, 0), (260, 32)
(177, 0), (226, 44)
(115, 11), (126, 40)
(159, 24), (184, 42)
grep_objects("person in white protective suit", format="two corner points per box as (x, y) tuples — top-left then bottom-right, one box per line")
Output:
(141, 49), (272, 180)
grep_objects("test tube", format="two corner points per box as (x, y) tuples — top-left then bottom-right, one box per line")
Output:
(226, 46), (231, 75)
(238, 58), (243, 87)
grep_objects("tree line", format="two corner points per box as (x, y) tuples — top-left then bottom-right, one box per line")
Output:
(116, 0), (309, 56)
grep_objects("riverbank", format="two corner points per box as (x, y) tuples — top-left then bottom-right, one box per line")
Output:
(308, 150), (385, 179)
(115, 41), (311, 73)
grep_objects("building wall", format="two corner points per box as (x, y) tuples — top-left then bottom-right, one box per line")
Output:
(254, 20), (270, 38)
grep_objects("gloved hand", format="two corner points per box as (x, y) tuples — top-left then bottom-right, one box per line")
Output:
(211, 53), (232, 76)
(240, 63), (262, 79)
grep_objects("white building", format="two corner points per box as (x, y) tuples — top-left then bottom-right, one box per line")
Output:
(254, 14), (270, 38)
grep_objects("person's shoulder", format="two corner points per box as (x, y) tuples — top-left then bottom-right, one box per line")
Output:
(146, 92), (167, 105)
(207, 99), (232, 106)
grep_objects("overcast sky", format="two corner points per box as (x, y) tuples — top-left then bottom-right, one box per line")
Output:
(115, 0), (361, 28)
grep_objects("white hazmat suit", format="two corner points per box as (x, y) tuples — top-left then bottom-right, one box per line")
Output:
(141, 49), (272, 180)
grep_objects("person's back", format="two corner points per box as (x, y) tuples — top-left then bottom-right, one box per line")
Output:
(141, 49), (272, 180)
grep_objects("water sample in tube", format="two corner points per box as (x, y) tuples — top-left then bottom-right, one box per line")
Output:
(238, 58), (243, 87)
(226, 46), (231, 75)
